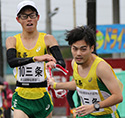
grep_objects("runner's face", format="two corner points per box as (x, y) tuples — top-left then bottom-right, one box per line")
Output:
(16, 9), (39, 32)
(71, 40), (94, 65)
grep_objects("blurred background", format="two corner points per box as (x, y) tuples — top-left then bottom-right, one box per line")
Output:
(0, 0), (125, 118)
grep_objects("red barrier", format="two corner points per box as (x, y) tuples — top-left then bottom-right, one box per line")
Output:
(104, 58), (125, 70)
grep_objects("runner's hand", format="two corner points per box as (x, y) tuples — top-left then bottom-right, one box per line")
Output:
(33, 54), (56, 62)
(75, 104), (95, 117)
(46, 61), (56, 69)
(47, 77), (55, 88)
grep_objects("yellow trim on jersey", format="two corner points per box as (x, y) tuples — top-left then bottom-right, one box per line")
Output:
(14, 32), (48, 99)
(73, 55), (123, 116)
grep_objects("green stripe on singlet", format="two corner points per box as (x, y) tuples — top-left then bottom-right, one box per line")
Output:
(97, 79), (111, 95)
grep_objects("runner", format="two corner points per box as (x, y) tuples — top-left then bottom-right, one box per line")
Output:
(48, 26), (123, 118)
(6, 1), (65, 118)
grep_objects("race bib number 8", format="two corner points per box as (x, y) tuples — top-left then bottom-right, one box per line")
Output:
(13, 62), (45, 83)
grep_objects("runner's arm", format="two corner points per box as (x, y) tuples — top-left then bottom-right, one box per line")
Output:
(44, 34), (66, 68)
(49, 46), (65, 68)
(96, 61), (123, 109)
(7, 48), (34, 68)
(49, 78), (76, 90)
(6, 36), (56, 68)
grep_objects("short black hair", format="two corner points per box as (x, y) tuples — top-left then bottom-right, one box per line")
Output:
(17, 5), (38, 16)
(65, 25), (96, 48)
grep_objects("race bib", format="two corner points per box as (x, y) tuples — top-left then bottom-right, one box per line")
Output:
(13, 62), (45, 83)
(76, 87), (104, 112)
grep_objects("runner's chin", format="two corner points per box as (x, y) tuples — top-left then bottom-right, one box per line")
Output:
(76, 62), (83, 65)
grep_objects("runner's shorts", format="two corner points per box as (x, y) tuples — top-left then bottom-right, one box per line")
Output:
(12, 91), (53, 118)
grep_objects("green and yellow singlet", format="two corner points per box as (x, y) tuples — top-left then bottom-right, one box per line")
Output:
(73, 56), (123, 116)
(13, 32), (48, 99)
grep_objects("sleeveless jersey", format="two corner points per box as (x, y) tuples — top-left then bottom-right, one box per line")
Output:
(73, 56), (123, 116)
(13, 32), (48, 99)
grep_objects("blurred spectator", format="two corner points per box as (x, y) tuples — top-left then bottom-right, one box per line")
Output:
(2, 82), (13, 118)
(0, 80), (7, 118)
